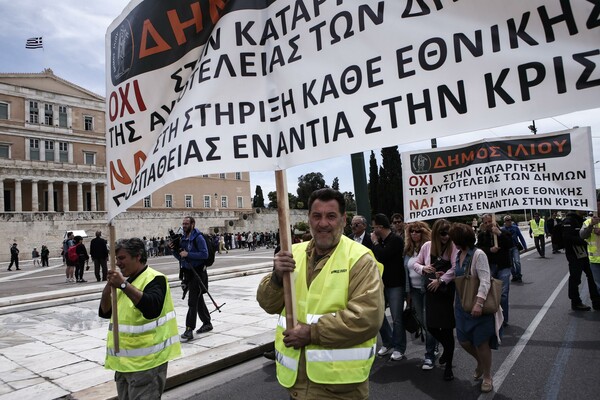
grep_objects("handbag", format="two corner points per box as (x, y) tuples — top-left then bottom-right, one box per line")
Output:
(402, 307), (424, 340)
(455, 251), (502, 314)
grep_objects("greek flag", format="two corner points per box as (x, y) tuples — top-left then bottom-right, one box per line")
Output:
(26, 37), (43, 49)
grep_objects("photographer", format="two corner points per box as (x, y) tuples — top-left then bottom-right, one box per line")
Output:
(171, 216), (212, 341)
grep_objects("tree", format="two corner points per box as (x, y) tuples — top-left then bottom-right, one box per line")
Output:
(377, 146), (403, 218)
(252, 185), (265, 208)
(331, 177), (340, 191)
(267, 191), (298, 209)
(296, 172), (326, 209)
(368, 151), (379, 215)
(343, 191), (357, 211)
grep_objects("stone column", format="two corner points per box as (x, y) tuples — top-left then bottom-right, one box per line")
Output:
(90, 182), (97, 211)
(47, 181), (55, 212)
(0, 179), (4, 212)
(14, 179), (22, 212)
(31, 179), (39, 212)
(77, 182), (83, 212)
(62, 182), (70, 212)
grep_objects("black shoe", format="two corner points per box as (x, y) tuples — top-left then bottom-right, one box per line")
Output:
(263, 350), (276, 360)
(79, 279), (87, 283)
(7, 268), (11, 271)
(571, 303), (591, 311)
(439, 353), (448, 365)
(444, 366), (454, 381)
(196, 323), (213, 334)
(16, 268), (21, 270)
(181, 328), (194, 341)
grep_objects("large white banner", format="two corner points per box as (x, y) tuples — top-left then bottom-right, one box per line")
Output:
(106, 0), (600, 220)
(401, 127), (596, 222)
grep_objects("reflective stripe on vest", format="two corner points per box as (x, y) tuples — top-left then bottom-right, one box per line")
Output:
(306, 343), (376, 362)
(108, 310), (176, 334)
(107, 333), (179, 357)
(530, 219), (545, 236)
(275, 236), (380, 388)
(584, 218), (600, 263)
(105, 267), (181, 372)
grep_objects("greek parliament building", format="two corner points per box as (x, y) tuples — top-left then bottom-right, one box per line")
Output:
(0, 69), (259, 262)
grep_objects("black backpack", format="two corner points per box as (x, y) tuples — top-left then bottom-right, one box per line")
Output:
(201, 233), (215, 267)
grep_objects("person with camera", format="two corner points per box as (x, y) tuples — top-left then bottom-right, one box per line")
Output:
(172, 216), (212, 341)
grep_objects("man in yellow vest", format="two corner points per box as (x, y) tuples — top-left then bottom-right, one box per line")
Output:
(578, 207), (600, 310)
(100, 238), (181, 399)
(257, 188), (384, 400)
(529, 212), (547, 258)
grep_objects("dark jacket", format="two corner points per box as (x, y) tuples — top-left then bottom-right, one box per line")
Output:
(561, 212), (588, 262)
(174, 228), (208, 270)
(372, 232), (405, 287)
(90, 237), (109, 259)
(477, 229), (512, 269)
(75, 243), (89, 266)
(347, 232), (374, 250)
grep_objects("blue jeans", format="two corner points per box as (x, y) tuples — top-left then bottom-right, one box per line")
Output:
(509, 246), (522, 279)
(491, 265), (511, 324)
(410, 288), (437, 361)
(380, 286), (407, 353)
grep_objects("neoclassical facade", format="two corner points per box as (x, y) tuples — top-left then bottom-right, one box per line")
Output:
(0, 69), (253, 261)
(0, 69), (107, 213)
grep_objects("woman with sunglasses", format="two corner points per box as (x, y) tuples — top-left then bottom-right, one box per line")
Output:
(404, 221), (438, 371)
(449, 223), (500, 393)
(413, 219), (458, 381)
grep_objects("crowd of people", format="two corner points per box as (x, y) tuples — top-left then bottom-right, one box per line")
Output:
(257, 189), (600, 399)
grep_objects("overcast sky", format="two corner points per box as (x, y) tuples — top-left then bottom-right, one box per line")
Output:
(1, 0), (599, 198)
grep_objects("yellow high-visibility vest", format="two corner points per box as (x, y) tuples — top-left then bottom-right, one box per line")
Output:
(275, 236), (382, 387)
(583, 218), (600, 263)
(105, 267), (181, 372)
(530, 219), (545, 236)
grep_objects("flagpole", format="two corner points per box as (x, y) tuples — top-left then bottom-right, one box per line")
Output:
(275, 170), (297, 328)
(109, 222), (120, 353)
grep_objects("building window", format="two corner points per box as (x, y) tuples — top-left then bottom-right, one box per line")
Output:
(30, 139), (40, 160)
(0, 144), (9, 159)
(165, 194), (173, 208)
(143, 196), (151, 208)
(219, 173), (226, 179)
(235, 172), (241, 180)
(45, 140), (55, 162)
(44, 104), (53, 125)
(59, 142), (68, 162)
(29, 101), (39, 123)
(59, 106), (68, 128)
(84, 115), (93, 131)
(221, 196), (228, 208)
(237, 196), (244, 208)
(203, 195), (211, 208)
(84, 152), (96, 165)
(0, 103), (8, 119)
(185, 195), (193, 208)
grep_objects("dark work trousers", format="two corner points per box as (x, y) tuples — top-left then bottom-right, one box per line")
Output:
(75, 260), (85, 281)
(8, 256), (19, 270)
(186, 267), (211, 329)
(533, 235), (546, 257)
(93, 258), (108, 281)
(567, 257), (600, 305)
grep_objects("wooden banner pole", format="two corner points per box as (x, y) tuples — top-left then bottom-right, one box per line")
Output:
(275, 170), (297, 329)
(492, 213), (499, 248)
(109, 223), (120, 353)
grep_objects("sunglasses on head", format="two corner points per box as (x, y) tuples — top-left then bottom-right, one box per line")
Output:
(439, 231), (449, 237)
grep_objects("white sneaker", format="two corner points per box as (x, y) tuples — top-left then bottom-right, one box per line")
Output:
(422, 359), (434, 370)
(391, 351), (405, 361)
(377, 346), (393, 356)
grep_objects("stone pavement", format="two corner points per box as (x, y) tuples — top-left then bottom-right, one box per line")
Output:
(0, 268), (277, 400)
(0, 225), (539, 400)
